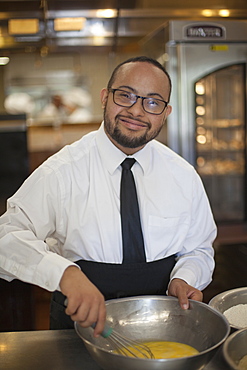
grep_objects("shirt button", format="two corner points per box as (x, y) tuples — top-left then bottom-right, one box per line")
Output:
(45, 281), (50, 288)
(12, 267), (17, 273)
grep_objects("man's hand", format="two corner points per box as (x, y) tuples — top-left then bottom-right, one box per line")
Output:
(60, 266), (106, 337)
(168, 278), (203, 309)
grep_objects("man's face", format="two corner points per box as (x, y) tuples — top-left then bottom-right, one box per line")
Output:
(101, 61), (172, 155)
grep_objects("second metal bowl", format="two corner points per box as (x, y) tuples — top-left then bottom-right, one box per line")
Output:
(209, 287), (247, 330)
(223, 328), (247, 369)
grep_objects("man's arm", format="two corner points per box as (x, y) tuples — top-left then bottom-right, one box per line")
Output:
(60, 266), (106, 336)
(0, 164), (73, 290)
(167, 171), (216, 308)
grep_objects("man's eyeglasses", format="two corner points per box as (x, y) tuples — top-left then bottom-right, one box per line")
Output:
(108, 88), (168, 115)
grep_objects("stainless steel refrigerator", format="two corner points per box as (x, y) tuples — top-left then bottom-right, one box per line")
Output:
(143, 20), (247, 222)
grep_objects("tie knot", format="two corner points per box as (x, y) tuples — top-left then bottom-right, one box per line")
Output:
(121, 158), (136, 170)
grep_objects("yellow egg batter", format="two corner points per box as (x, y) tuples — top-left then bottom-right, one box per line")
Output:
(116, 340), (199, 359)
(143, 341), (199, 359)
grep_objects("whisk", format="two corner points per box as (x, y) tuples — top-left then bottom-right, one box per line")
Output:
(91, 323), (155, 359)
(64, 298), (154, 359)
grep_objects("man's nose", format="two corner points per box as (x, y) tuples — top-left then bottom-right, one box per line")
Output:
(127, 97), (144, 115)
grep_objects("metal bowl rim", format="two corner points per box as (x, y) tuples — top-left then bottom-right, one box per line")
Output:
(223, 328), (247, 370)
(75, 295), (230, 362)
(209, 287), (247, 306)
(208, 287), (247, 329)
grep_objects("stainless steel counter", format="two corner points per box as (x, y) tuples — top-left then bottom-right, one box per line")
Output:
(0, 329), (231, 370)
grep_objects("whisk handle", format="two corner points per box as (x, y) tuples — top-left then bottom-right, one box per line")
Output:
(64, 298), (112, 338)
(91, 323), (113, 338)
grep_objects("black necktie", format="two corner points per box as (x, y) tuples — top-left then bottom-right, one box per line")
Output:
(120, 158), (146, 263)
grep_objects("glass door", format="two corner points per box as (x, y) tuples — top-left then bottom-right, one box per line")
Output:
(195, 64), (246, 222)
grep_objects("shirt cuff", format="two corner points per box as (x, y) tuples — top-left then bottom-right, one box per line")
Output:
(33, 252), (79, 292)
(170, 267), (197, 288)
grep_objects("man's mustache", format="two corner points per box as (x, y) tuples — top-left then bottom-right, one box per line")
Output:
(116, 114), (151, 129)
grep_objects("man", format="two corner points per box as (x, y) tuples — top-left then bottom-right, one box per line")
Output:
(0, 56), (216, 337)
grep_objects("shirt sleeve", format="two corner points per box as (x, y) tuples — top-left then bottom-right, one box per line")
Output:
(0, 163), (78, 291)
(169, 170), (217, 291)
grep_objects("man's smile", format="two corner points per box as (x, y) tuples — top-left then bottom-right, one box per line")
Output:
(117, 115), (150, 131)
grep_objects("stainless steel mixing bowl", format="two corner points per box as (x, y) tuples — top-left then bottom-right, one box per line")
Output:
(223, 328), (247, 369)
(209, 287), (247, 330)
(75, 296), (230, 370)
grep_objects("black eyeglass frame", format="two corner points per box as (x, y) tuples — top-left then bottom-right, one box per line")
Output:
(108, 88), (168, 115)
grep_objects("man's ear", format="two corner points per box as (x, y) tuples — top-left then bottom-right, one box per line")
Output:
(165, 104), (172, 119)
(100, 88), (108, 109)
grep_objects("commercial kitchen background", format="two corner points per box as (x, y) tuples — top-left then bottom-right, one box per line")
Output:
(0, 0), (247, 332)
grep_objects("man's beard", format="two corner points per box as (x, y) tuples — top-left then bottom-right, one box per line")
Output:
(104, 110), (164, 149)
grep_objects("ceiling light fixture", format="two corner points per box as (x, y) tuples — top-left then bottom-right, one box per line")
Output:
(219, 9), (230, 17)
(8, 19), (39, 34)
(90, 22), (106, 36)
(96, 9), (117, 18)
(0, 57), (10, 65)
(201, 9), (213, 17)
(92, 36), (105, 46)
(54, 17), (86, 32)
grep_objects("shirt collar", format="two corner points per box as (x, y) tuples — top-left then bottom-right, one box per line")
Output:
(96, 121), (153, 175)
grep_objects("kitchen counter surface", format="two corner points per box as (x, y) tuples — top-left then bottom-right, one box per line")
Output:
(0, 329), (231, 370)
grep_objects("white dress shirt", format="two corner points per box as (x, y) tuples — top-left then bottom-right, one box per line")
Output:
(0, 122), (216, 292)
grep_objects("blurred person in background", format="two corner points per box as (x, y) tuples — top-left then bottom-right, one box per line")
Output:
(37, 88), (92, 125)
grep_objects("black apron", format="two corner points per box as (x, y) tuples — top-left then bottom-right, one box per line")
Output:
(50, 255), (176, 330)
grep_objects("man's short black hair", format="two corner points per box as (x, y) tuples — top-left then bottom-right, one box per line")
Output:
(107, 56), (172, 102)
